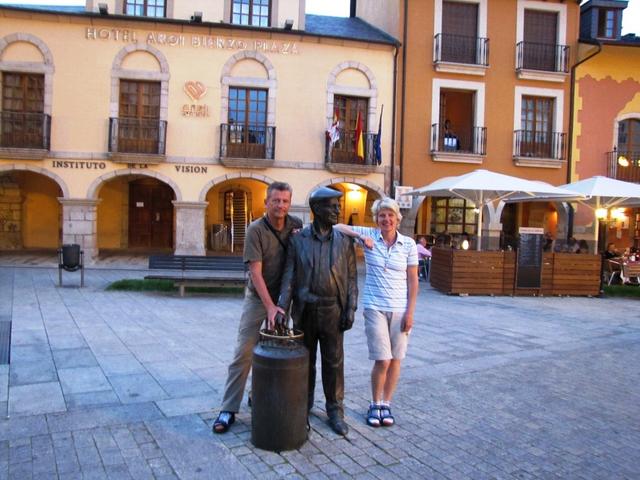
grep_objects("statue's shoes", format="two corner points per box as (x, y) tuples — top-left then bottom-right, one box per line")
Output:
(328, 416), (349, 436)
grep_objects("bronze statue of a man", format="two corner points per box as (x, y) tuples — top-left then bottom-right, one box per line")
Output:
(278, 187), (358, 436)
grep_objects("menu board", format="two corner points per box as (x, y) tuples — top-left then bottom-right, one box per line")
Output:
(516, 227), (544, 289)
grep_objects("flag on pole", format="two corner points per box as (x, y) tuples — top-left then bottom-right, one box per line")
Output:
(374, 105), (383, 165)
(327, 108), (340, 146)
(354, 110), (364, 160)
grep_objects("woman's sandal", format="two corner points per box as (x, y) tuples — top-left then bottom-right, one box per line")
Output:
(380, 405), (395, 427)
(212, 411), (235, 434)
(366, 404), (382, 427)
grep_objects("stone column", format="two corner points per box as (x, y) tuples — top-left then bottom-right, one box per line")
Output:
(173, 201), (207, 255)
(59, 198), (99, 263)
(483, 222), (503, 251)
(482, 201), (504, 251)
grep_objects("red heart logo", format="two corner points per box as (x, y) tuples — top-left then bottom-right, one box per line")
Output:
(184, 81), (207, 101)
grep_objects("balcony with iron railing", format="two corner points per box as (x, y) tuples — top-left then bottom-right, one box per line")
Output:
(607, 150), (640, 183)
(431, 123), (486, 163)
(434, 33), (489, 74)
(219, 123), (275, 168)
(513, 130), (566, 167)
(108, 117), (167, 163)
(516, 41), (569, 80)
(0, 111), (51, 159)
(324, 128), (379, 174)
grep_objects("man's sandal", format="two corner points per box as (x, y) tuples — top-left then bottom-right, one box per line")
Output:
(380, 405), (395, 427)
(213, 411), (235, 434)
(366, 404), (382, 427)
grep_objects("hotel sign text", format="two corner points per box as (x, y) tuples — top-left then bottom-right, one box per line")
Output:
(85, 28), (299, 54)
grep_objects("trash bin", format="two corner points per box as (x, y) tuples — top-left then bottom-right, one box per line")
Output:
(251, 329), (308, 452)
(61, 244), (81, 268)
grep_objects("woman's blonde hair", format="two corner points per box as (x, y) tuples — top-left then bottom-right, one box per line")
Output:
(371, 197), (403, 223)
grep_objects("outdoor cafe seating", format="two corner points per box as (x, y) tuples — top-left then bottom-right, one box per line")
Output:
(603, 256), (640, 286)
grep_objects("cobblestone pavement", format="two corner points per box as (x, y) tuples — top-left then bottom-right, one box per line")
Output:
(0, 265), (638, 479)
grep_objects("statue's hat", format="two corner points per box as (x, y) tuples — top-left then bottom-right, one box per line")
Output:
(309, 187), (343, 205)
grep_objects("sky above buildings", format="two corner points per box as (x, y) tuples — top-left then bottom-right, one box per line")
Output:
(0, 0), (638, 35)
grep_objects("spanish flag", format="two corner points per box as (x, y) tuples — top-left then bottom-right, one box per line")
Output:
(354, 111), (364, 160)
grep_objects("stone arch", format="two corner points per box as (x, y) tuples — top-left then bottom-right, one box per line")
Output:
(0, 164), (69, 198)
(199, 172), (275, 202)
(305, 177), (385, 205)
(327, 61), (378, 132)
(220, 50), (276, 81)
(220, 51), (277, 127)
(0, 33), (55, 115)
(110, 44), (170, 119)
(87, 169), (181, 201)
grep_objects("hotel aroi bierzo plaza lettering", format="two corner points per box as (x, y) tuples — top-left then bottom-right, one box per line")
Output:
(85, 27), (299, 54)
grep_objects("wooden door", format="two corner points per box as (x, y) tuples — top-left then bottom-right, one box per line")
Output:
(119, 80), (161, 154)
(227, 87), (267, 158)
(128, 179), (173, 248)
(523, 10), (558, 70)
(332, 95), (368, 164)
(1, 72), (45, 148)
(442, 1), (478, 64)
(521, 96), (553, 157)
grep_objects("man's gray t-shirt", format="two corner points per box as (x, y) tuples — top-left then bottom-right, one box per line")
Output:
(244, 214), (302, 302)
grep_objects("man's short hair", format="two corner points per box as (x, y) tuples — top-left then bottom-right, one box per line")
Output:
(371, 197), (403, 223)
(266, 181), (292, 198)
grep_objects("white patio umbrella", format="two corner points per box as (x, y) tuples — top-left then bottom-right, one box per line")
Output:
(558, 176), (640, 251)
(508, 176), (640, 251)
(407, 169), (582, 250)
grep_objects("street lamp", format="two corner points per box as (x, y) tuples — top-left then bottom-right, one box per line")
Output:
(617, 155), (629, 167)
(595, 208), (608, 219)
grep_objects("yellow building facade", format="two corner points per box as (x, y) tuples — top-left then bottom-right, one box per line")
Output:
(0, 2), (397, 259)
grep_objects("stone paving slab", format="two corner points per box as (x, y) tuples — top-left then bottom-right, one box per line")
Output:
(0, 266), (638, 479)
(8, 382), (65, 417)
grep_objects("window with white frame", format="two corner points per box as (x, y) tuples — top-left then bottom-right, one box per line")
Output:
(515, 1), (568, 75)
(433, 0), (488, 68)
(431, 79), (486, 158)
(232, 0), (270, 26)
(124, 0), (166, 17)
(513, 86), (565, 161)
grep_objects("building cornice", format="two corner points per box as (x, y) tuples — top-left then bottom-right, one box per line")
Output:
(0, 5), (399, 48)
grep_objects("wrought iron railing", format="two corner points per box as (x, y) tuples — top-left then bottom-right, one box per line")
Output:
(434, 33), (489, 66)
(109, 117), (167, 155)
(219, 123), (275, 160)
(516, 41), (569, 73)
(607, 150), (640, 183)
(513, 130), (566, 160)
(0, 112), (51, 149)
(431, 124), (486, 155)
(324, 128), (377, 165)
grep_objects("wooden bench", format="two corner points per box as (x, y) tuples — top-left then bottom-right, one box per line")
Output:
(145, 255), (247, 297)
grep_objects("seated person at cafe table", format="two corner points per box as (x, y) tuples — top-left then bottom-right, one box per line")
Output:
(577, 239), (590, 254)
(604, 243), (620, 260)
(416, 237), (431, 280)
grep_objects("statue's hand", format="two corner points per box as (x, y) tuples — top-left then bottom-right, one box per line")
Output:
(340, 309), (355, 332)
(274, 312), (287, 335)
